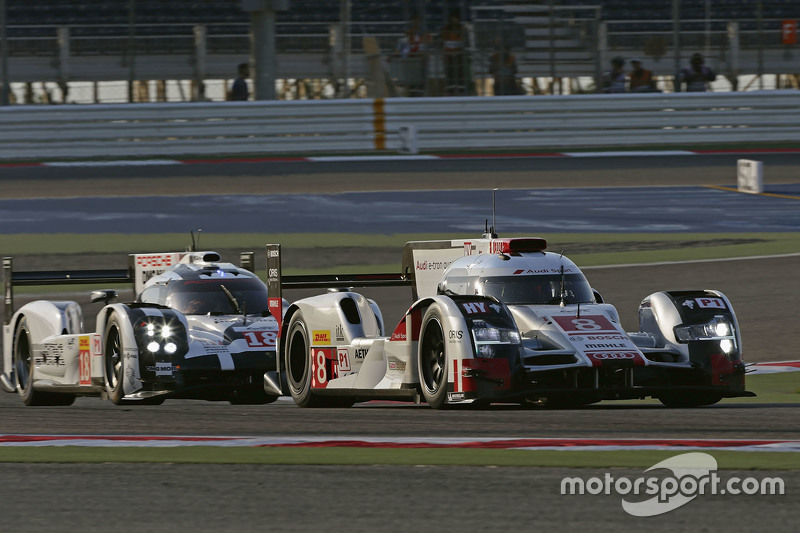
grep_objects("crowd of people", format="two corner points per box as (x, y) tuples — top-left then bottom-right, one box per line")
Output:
(602, 53), (717, 93)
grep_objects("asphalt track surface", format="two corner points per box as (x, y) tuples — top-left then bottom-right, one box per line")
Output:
(2, 154), (799, 531)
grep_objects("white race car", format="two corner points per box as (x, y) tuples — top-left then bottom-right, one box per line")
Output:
(2, 251), (284, 405)
(266, 232), (752, 409)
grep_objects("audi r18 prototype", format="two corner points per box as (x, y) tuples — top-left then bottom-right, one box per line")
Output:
(267, 234), (752, 409)
(2, 251), (283, 406)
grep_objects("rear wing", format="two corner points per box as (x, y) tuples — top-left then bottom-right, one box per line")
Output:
(265, 244), (411, 325)
(3, 252), (259, 324)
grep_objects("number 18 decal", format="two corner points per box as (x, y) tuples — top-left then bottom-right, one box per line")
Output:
(243, 330), (278, 348)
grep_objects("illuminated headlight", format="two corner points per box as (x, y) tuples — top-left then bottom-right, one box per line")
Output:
(146, 324), (156, 337)
(146, 341), (160, 353)
(472, 320), (521, 344)
(674, 316), (734, 342)
(164, 342), (178, 354)
(161, 325), (173, 338)
(720, 339), (735, 354)
(472, 320), (520, 358)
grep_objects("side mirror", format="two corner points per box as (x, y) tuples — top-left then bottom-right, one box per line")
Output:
(90, 289), (118, 305)
(592, 289), (604, 304)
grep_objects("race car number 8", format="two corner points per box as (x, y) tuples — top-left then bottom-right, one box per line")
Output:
(315, 350), (327, 385)
(571, 318), (602, 330)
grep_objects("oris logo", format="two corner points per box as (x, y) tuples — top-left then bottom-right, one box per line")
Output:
(591, 352), (636, 360)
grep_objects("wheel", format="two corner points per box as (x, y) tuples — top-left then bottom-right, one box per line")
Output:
(658, 393), (722, 408)
(284, 312), (328, 408)
(418, 306), (449, 409)
(104, 314), (131, 405)
(12, 317), (75, 406)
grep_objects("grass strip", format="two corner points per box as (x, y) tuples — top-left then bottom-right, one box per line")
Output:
(0, 447), (796, 469)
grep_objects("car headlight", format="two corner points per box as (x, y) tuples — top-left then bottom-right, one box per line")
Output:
(471, 320), (520, 358)
(135, 318), (184, 356)
(674, 315), (734, 342)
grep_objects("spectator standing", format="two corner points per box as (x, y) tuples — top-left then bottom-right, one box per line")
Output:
(628, 58), (658, 92)
(440, 12), (467, 95)
(679, 53), (716, 92)
(489, 44), (518, 95)
(601, 56), (627, 93)
(393, 17), (428, 96)
(229, 63), (250, 101)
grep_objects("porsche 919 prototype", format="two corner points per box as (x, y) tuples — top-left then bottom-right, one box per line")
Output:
(2, 251), (283, 406)
(267, 233), (752, 409)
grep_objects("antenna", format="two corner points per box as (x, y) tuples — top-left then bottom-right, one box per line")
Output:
(189, 229), (203, 252)
(491, 188), (499, 236)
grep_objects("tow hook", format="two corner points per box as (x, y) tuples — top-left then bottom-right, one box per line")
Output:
(462, 368), (503, 386)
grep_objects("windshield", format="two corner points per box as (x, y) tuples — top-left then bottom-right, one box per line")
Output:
(164, 278), (269, 315)
(477, 274), (594, 305)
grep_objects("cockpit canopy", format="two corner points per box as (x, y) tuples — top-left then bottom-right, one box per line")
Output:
(139, 276), (270, 316)
(437, 252), (596, 305)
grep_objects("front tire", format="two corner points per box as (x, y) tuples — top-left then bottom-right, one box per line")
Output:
(13, 317), (75, 406)
(418, 307), (449, 409)
(285, 312), (327, 408)
(658, 393), (722, 408)
(104, 314), (130, 405)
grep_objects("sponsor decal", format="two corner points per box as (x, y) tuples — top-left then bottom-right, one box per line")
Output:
(448, 329), (464, 342)
(461, 302), (503, 315)
(312, 330), (331, 345)
(388, 361), (407, 371)
(588, 352), (637, 361)
(463, 242), (472, 256)
(335, 324), (345, 342)
(154, 362), (173, 376)
(415, 259), (453, 271)
(353, 348), (369, 360)
(448, 392), (466, 402)
(336, 348), (351, 373)
(695, 297), (725, 310)
(267, 249), (280, 258)
(561, 452), (785, 517)
(551, 315), (644, 366)
(241, 330), (278, 349)
(513, 268), (574, 275)
(79, 336), (92, 386)
(390, 321), (407, 341)
(135, 254), (179, 268)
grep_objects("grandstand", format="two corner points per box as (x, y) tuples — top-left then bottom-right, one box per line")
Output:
(1, 1), (798, 102)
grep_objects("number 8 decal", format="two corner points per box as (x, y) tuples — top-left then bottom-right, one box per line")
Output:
(571, 318), (602, 330)
(315, 350), (327, 386)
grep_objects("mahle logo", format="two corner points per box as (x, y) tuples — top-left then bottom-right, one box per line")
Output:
(561, 452), (785, 517)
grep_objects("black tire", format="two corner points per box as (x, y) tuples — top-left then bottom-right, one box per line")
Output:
(13, 317), (75, 406)
(658, 393), (722, 408)
(104, 314), (130, 405)
(285, 312), (328, 408)
(418, 307), (449, 409)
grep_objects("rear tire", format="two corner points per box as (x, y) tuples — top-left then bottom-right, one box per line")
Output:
(418, 307), (449, 409)
(658, 393), (722, 408)
(13, 317), (75, 406)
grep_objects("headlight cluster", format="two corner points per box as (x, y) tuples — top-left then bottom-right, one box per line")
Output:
(137, 320), (180, 355)
(674, 315), (736, 354)
(471, 319), (521, 358)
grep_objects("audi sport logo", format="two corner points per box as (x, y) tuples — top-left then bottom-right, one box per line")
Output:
(590, 353), (636, 360)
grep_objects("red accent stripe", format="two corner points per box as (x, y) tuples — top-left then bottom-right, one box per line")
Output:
(438, 153), (565, 159)
(179, 157), (308, 164)
(453, 359), (459, 392)
(693, 148), (800, 154)
(755, 361), (800, 368)
(261, 438), (789, 449)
